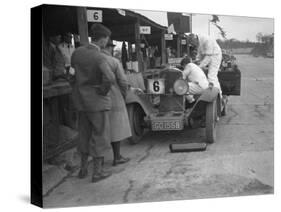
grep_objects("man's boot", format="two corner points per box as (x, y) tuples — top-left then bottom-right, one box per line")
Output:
(78, 154), (88, 179)
(92, 157), (112, 183)
(111, 142), (130, 166)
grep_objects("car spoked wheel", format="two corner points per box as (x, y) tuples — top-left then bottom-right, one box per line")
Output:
(127, 104), (145, 144)
(206, 100), (217, 144)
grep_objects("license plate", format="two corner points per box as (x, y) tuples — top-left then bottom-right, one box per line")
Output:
(151, 120), (182, 131)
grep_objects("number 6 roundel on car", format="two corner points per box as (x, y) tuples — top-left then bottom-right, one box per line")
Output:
(148, 79), (165, 94)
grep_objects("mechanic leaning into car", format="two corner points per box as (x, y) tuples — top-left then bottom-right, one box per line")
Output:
(180, 56), (209, 103)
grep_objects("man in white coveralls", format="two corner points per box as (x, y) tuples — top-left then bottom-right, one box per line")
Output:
(187, 33), (222, 91)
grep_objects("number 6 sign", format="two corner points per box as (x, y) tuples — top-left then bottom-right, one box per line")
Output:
(148, 79), (165, 94)
(87, 10), (103, 22)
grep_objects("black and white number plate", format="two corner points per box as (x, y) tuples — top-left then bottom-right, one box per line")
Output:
(151, 120), (183, 131)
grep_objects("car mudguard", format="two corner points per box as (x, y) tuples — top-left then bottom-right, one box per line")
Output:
(197, 87), (220, 103)
(187, 87), (220, 119)
(125, 90), (156, 116)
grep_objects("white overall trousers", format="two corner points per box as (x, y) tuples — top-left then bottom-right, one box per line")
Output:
(197, 35), (222, 92)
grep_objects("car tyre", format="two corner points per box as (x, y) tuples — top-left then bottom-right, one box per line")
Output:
(221, 95), (228, 116)
(221, 103), (227, 116)
(127, 104), (145, 144)
(206, 100), (217, 144)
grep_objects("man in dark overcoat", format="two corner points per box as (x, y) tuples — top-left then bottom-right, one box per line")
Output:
(71, 24), (114, 183)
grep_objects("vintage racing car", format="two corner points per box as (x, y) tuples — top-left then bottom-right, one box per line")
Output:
(125, 56), (241, 145)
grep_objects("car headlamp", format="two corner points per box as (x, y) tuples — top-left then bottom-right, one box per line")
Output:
(173, 79), (189, 95)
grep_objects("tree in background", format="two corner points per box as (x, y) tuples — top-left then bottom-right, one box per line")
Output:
(256, 32), (263, 43)
(216, 38), (256, 49)
(252, 33), (274, 57)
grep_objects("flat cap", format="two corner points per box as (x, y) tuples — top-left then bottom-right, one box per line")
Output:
(89, 23), (112, 39)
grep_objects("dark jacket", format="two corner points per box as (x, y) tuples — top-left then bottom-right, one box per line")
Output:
(71, 44), (115, 112)
(43, 40), (65, 78)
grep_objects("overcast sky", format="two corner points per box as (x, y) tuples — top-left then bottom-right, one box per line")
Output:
(134, 10), (274, 42)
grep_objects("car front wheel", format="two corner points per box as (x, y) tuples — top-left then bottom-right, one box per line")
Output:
(127, 104), (145, 144)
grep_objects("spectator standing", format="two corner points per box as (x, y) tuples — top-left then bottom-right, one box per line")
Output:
(71, 24), (114, 183)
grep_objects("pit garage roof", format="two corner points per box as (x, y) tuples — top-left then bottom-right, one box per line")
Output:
(43, 4), (167, 44)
